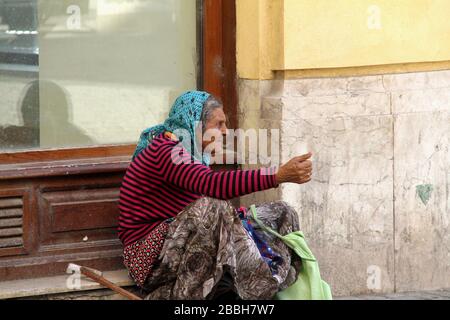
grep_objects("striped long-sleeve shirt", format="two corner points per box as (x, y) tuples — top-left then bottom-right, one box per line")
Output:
(118, 133), (279, 247)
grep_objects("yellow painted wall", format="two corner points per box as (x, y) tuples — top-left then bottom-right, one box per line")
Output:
(236, 0), (283, 79)
(237, 0), (450, 79)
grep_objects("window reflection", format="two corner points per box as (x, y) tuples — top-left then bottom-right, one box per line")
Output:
(0, 0), (38, 71)
(0, 0), (198, 151)
(39, 80), (94, 148)
(0, 79), (39, 150)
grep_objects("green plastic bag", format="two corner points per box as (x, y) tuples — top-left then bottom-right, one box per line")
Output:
(250, 205), (332, 300)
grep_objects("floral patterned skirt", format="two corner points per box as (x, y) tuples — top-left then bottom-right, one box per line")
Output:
(123, 221), (170, 287)
(141, 197), (302, 300)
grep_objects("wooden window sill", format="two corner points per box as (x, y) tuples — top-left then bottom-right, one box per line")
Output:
(0, 156), (131, 181)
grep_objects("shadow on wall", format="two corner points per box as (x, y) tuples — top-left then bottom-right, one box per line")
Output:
(0, 80), (94, 151)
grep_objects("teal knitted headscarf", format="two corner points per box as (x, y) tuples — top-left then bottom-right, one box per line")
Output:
(133, 90), (211, 165)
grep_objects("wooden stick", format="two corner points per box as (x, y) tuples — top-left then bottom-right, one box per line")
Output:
(69, 264), (143, 300)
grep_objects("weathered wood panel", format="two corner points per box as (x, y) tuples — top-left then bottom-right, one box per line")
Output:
(0, 197), (23, 249)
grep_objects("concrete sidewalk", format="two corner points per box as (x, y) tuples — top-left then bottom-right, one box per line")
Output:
(336, 289), (450, 300)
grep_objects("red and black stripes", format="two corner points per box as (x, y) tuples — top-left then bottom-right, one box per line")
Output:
(118, 133), (278, 247)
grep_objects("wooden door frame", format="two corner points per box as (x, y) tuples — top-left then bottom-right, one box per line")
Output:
(203, 0), (238, 130)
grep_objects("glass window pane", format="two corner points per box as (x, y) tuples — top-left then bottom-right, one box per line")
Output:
(0, 0), (39, 150)
(0, 0), (198, 151)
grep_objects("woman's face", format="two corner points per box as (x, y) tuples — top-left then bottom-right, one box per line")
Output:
(200, 107), (228, 153)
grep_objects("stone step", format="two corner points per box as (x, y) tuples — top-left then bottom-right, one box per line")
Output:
(336, 289), (450, 300)
(0, 269), (141, 300)
(2, 271), (449, 300)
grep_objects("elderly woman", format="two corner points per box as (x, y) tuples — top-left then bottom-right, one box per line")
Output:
(118, 91), (312, 300)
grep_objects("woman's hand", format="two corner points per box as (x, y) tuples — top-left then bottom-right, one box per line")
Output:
(275, 152), (313, 185)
